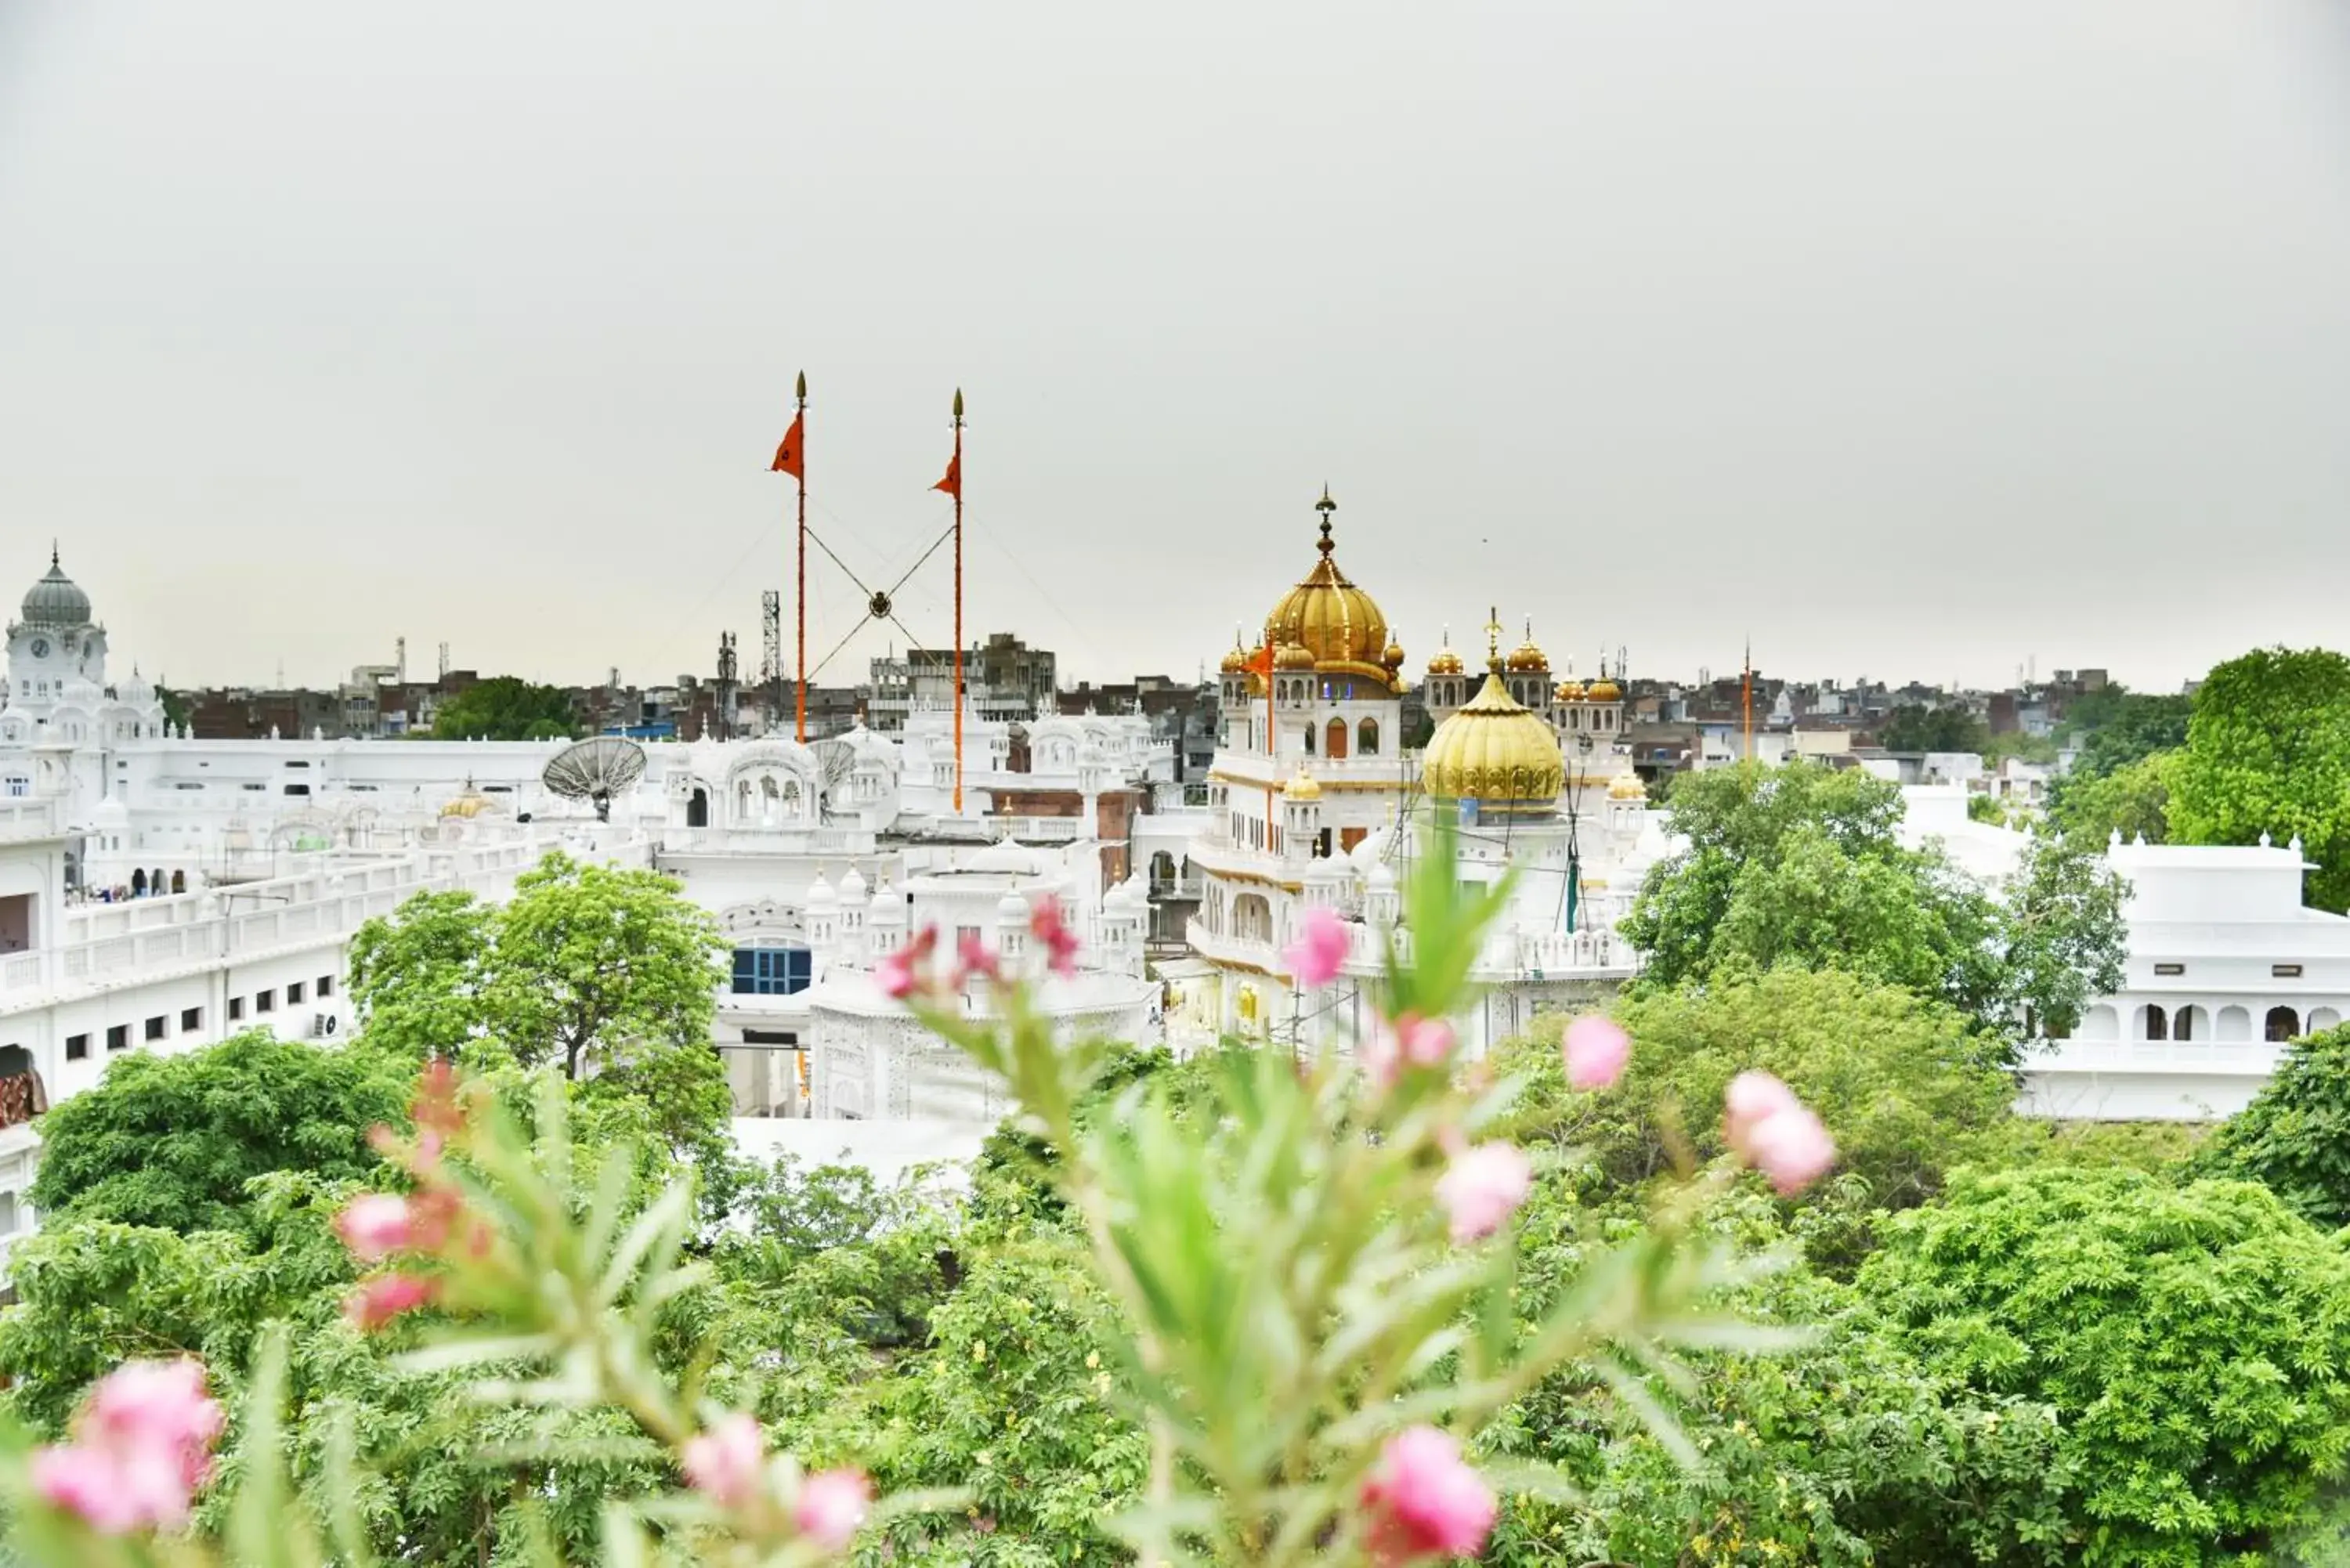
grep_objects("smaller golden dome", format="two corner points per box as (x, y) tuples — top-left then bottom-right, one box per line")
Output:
(1383, 640), (1405, 668)
(440, 787), (490, 819)
(1506, 639), (1550, 674)
(1554, 679), (1587, 703)
(1284, 765), (1322, 802)
(1220, 646), (1250, 674)
(1607, 771), (1649, 801)
(1275, 641), (1315, 671)
(1421, 673), (1565, 812)
(1427, 647), (1464, 677)
(1586, 677), (1623, 703)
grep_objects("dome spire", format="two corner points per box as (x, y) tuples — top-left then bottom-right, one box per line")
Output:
(1484, 606), (1504, 674)
(1314, 486), (1336, 557)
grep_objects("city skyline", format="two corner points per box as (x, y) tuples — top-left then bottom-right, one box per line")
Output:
(5, 2), (2348, 693)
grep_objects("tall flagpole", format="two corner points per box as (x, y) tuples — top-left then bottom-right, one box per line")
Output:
(794, 371), (808, 745)
(1263, 624), (1276, 846)
(952, 388), (965, 815)
(1741, 638), (1753, 762)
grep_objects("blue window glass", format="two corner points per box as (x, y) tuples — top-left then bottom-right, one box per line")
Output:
(732, 945), (812, 995)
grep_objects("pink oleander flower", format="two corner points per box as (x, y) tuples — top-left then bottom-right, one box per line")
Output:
(1359, 1425), (1499, 1564)
(335, 1194), (419, 1263)
(1285, 905), (1351, 986)
(1363, 1011), (1460, 1086)
(1562, 1013), (1632, 1091)
(954, 931), (1001, 988)
(878, 925), (939, 999)
(1029, 898), (1081, 977)
(1434, 1141), (1532, 1243)
(795, 1466), (874, 1551)
(1722, 1070), (1836, 1195)
(682, 1413), (766, 1509)
(31, 1358), (226, 1535)
(345, 1272), (439, 1331)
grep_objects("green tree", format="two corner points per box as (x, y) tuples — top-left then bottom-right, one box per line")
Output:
(1624, 761), (2128, 1040)
(1879, 703), (1988, 753)
(1967, 790), (2011, 826)
(2049, 748), (2175, 846)
(1863, 1166), (2350, 1566)
(2067, 691), (2192, 780)
(2001, 830), (2130, 1039)
(428, 676), (577, 741)
(26, 1033), (410, 1234)
(2169, 646), (2350, 910)
(2198, 1022), (2350, 1228)
(348, 853), (730, 1160)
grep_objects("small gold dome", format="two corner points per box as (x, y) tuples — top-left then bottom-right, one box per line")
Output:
(1607, 771), (1649, 801)
(440, 786), (490, 818)
(1505, 639), (1550, 674)
(1383, 640), (1405, 668)
(1427, 646), (1464, 677)
(1261, 498), (1391, 683)
(1421, 673), (1564, 813)
(1274, 641), (1316, 670)
(1554, 678), (1587, 703)
(1284, 765), (1322, 802)
(1220, 645), (1250, 674)
(1586, 677), (1623, 703)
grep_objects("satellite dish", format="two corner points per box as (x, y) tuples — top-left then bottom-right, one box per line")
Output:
(541, 737), (647, 822)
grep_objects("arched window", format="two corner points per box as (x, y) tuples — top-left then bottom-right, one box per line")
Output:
(2217, 1005), (2251, 1042)
(1303, 724), (1316, 756)
(2266, 1006), (2301, 1043)
(1149, 851), (1177, 891)
(2175, 1004), (2206, 1042)
(1358, 717), (1380, 756)
(1325, 718), (1349, 760)
(687, 788), (709, 828)
(2141, 1004), (2167, 1042)
(2312, 1007), (2342, 1033)
(170, 869), (185, 895)
(131, 869), (147, 897)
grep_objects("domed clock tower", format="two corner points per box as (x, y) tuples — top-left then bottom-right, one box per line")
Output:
(5, 549), (109, 720)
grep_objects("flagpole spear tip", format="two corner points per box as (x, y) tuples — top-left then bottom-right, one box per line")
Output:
(795, 370), (807, 402)
(952, 387), (964, 420)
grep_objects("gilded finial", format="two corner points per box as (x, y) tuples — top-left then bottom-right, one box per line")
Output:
(952, 387), (964, 420)
(1314, 487), (1336, 555)
(50, 540), (58, 569)
(1316, 484), (1336, 514)
(1484, 606), (1504, 674)
(795, 370), (807, 403)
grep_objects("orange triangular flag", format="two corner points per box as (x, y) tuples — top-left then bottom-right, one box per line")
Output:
(770, 411), (804, 480)
(1246, 641), (1274, 677)
(932, 449), (960, 500)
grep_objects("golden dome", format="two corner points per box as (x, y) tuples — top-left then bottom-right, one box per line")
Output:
(440, 786), (490, 818)
(1274, 641), (1316, 670)
(1421, 673), (1564, 813)
(1586, 677), (1623, 703)
(1554, 678), (1587, 703)
(1383, 640), (1405, 669)
(1505, 639), (1550, 674)
(1427, 646), (1464, 677)
(1284, 765), (1322, 802)
(1261, 494), (1390, 682)
(1607, 771), (1649, 801)
(1220, 645), (1250, 674)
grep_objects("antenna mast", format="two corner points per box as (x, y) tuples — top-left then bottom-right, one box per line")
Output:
(951, 388), (965, 814)
(794, 373), (808, 742)
(1741, 638), (1753, 761)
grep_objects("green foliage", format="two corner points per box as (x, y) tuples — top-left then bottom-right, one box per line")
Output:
(27, 1033), (410, 1234)
(1985, 730), (2061, 766)
(428, 676), (578, 741)
(1508, 968), (2015, 1216)
(1491, 1192), (2077, 1568)
(2064, 691), (2193, 780)
(1864, 1166), (2350, 1566)
(2169, 646), (2350, 911)
(1879, 703), (1988, 753)
(2048, 749), (2175, 846)
(1967, 790), (2011, 826)
(349, 853), (731, 1161)
(1624, 761), (2128, 1042)
(2199, 1023), (2350, 1228)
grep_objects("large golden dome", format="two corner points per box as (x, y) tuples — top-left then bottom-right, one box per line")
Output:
(1427, 645), (1465, 677)
(1262, 493), (1393, 685)
(1421, 672), (1564, 814)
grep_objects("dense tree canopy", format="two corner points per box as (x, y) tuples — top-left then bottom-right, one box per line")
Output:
(2168, 646), (2350, 910)
(2197, 1022), (2350, 1229)
(26, 1033), (410, 1234)
(1622, 761), (2128, 1042)
(428, 676), (577, 741)
(1864, 1166), (2350, 1566)
(2049, 748), (2175, 846)
(348, 853), (731, 1160)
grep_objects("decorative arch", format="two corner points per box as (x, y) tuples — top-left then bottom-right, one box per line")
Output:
(170, 869), (186, 894)
(131, 868), (147, 896)
(1231, 893), (1273, 945)
(1325, 718), (1350, 760)
(2311, 1006), (2342, 1033)
(2137, 1003), (2167, 1042)
(1358, 717), (1380, 756)
(2077, 1003), (2120, 1040)
(2266, 1006), (2301, 1043)
(2175, 1004), (2207, 1042)
(2217, 1005), (2251, 1042)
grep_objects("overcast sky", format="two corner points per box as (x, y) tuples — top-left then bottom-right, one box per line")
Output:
(3, 2), (2347, 695)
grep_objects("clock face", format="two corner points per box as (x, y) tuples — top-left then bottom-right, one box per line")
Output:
(27, 638), (47, 659)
